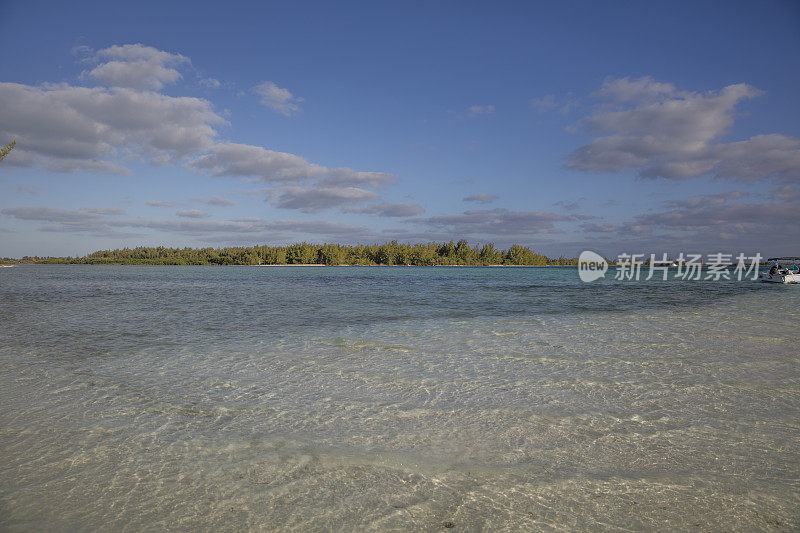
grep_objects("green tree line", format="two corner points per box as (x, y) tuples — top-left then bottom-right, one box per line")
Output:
(10, 240), (580, 266)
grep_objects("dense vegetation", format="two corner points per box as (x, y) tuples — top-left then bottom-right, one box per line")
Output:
(5, 241), (580, 266)
(0, 140), (14, 162)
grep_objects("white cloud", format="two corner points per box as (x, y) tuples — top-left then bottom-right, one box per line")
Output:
(319, 168), (397, 189)
(566, 77), (800, 183)
(463, 193), (498, 204)
(252, 81), (302, 116)
(553, 199), (581, 211)
(771, 184), (800, 201)
(580, 190), (800, 253)
(531, 94), (558, 112)
(262, 220), (371, 237)
(176, 209), (211, 219)
(417, 208), (571, 235)
(147, 200), (185, 207)
(108, 218), (265, 235)
(665, 190), (748, 209)
(70, 45), (94, 59)
(199, 77), (221, 89)
(1, 206), (128, 236)
(195, 196), (235, 206)
(579, 223), (619, 233)
(342, 202), (424, 217)
(712, 134), (800, 182)
(83, 207), (125, 215)
(87, 44), (190, 91)
(0, 82), (224, 173)
(0, 44), (401, 219)
(531, 94), (577, 114)
(0, 75), (395, 192)
(2, 205), (373, 239)
(467, 105), (495, 117)
(187, 142), (325, 181)
(593, 76), (682, 104)
(187, 142), (397, 189)
(2, 206), (100, 223)
(270, 186), (379, 213)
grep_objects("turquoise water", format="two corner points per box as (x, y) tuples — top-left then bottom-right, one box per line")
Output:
(1, 265), (797, 530)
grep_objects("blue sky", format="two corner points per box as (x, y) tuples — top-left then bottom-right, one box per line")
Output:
(1, 0), (799, 258)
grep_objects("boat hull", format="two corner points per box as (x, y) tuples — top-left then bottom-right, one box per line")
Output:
(761, 272), (800, 284)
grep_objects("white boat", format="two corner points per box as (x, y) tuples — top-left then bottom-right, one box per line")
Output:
(761, 257), (800, 284)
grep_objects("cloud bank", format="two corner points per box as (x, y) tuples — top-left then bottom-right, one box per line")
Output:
(0, 44), (397, 215)
(463, 193), (498, 204)
(86, 44), (190, 91)
(567, 76), (800, 183)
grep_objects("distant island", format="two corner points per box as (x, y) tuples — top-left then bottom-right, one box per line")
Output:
(3, 240), (580, 266)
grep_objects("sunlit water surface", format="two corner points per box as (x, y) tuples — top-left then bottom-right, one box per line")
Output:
(1, 266), (797, 531)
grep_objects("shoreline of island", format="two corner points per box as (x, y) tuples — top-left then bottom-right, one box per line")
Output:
(3, 242), (586, 267)
(3, 262), (579, 268)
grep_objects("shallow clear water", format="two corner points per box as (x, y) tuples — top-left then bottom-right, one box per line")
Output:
(0, 265), (797, 531)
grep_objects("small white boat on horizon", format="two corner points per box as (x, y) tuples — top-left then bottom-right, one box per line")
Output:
(761, 257), (800, 284)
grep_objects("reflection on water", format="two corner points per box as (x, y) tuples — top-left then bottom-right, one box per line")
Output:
(1, 266), (797, 530)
